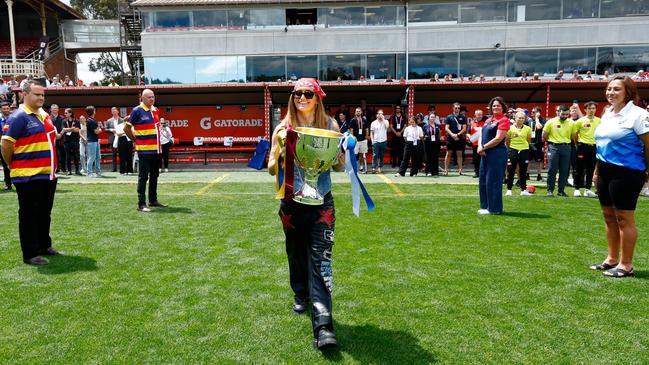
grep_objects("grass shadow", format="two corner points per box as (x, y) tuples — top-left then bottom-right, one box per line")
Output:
(322, 323), (437, 364)
(500, 211), (551, 219)
(631, 270), (649, 280)
(37, 255), (98, 275)
(97, 175), (117, 179)
(55, 189), (71, 194)
(152, 206), (194, 214)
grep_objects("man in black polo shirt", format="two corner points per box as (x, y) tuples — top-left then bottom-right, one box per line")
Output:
(389, 105), (406, 168)
(62, 108), (81, 175)
(444, 102), (467, 175)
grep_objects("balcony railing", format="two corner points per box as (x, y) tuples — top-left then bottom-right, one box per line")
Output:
(0, 59), (44, 77)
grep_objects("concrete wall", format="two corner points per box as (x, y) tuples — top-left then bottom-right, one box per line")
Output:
(141, 17), (649, 57)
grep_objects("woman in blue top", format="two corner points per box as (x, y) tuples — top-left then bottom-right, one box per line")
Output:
(268, 78), (343, 349)
(591, 76), (649, 278)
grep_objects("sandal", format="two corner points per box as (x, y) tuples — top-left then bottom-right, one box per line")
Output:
(603, 267), (634, 278)
(590, 262), (619, 271)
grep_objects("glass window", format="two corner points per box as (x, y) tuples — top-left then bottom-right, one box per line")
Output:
(562, 0), (599, 19)
(246, 56), (286, 82)
(155, 11), (191, 28)
(319, 54), (363, 81)
(366, 6), (403, 26)
(193, 10), (228, 28)
(367, 54), (395, 80)
(396, 53), (406, 79)
(142, 11), (154, 30)
(460, 51), (505, 77)
(601, 0), (649, 17)
(286, 8), (317, 25)
(287, 55), (318, 79)
(322, 7), (365, 27)
(559, 48), (596, 73)
(408, 4), (458, 24)
(408, 52), (458, 79)
(596, 46), (649, 73)
(505, 49), (558, 76)
(195, 56), (246, 83)
(227, 10), (249, 29)
(249, 9), (285, 29)
(507, 1), (561, 22)
(460, 2), (507, 23)
(145, 57), (195, 84)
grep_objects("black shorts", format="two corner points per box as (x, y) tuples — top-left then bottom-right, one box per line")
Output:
(446, 138), (465, 152)
(597, 161), (647, 211)
(531, 142), (544, 162)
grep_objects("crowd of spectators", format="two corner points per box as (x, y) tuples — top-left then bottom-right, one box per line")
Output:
(283, 69), (649, 85)
(329, 97), (649, 198)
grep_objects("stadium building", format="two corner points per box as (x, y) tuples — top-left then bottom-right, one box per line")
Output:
(131, 0), (649, 83)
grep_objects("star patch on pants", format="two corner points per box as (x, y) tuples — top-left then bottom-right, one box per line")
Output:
(279, 210), (294, 231)
(317, 208), (334, 227)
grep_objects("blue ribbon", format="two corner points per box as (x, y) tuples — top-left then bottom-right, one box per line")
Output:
(340, 132), (375, 216)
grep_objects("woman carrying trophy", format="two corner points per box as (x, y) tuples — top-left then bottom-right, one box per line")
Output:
(268, 78), (344, 350)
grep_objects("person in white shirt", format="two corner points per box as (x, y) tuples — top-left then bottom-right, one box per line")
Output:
(159, 118), (174, 172)
(105, 107), (121, 172)
(49, 77), (63, 88)
(78, 115), (88, 174)
(396, 116), (424, 177)
(114, 117), (133, 175)
(370, 109), (389, 174)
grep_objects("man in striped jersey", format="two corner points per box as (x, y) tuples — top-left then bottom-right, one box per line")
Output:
(124, 89), (167, 212)
(1, 80), (64, 265)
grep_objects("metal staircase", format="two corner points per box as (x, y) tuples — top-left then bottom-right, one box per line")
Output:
(118, 0), (143, 81)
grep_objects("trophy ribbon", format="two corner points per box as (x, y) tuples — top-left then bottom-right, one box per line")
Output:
(340, 132), (375, 216)
(274, 125), (298, 201)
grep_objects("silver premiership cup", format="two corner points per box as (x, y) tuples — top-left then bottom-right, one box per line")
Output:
(293, 127), (343, 205)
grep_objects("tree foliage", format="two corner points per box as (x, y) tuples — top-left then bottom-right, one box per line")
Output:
(70, 0), (117, 20)
(88, 52), (126, 85)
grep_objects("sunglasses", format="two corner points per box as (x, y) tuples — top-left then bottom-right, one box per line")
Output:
(292, 90), (315, 99)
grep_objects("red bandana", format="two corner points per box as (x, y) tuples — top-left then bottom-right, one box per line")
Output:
(293, 78), (326, 99)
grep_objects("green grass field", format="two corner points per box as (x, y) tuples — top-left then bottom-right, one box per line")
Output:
(1, 171), (649, 364)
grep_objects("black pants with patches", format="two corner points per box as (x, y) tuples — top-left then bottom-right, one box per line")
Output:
(15, 179), (57, 260)
(137, 153), (161, 206)
(279, 193), (335, 337)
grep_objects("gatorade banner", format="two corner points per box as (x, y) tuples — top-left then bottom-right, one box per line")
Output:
(69, 105), (265, 144)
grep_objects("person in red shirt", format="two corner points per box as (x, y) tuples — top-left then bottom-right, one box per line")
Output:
(478, 97), (511, 215)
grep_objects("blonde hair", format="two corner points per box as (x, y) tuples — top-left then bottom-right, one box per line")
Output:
(515, 111), (526, 120)
(281, 94), (330, 130)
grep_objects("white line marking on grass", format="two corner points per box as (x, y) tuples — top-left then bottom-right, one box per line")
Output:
(195, 174), (230, 196)
(58, 192), (479, 198)
(377, 174), (405, 197)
